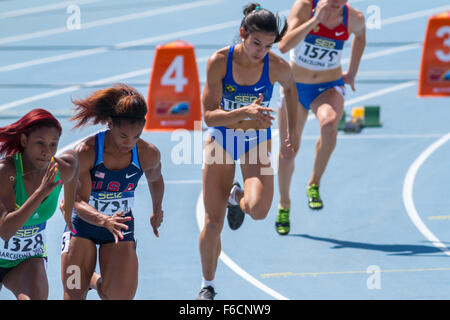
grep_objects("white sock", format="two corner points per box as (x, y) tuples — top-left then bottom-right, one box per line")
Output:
(201, 277), (215, 289)
(228, 184), (242, 206)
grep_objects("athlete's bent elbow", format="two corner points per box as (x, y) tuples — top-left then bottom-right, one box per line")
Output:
(203, 111), (219, 127)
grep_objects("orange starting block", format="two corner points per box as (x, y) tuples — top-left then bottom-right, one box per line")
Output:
(145, 40), (202, 131)
(418, 11), (450, 97)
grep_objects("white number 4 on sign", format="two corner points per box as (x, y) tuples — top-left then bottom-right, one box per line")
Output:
(161, 55), (188, 93)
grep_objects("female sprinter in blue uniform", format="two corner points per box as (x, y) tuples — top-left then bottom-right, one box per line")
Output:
(61, 84), (164, 300)
(0, 109), (78, 299)
(275, 0), (366, 235)
(198, 3), (299, 300)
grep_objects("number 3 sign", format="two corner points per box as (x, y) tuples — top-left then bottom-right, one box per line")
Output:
(146, 40), (202, 130)
(418, 11), (450, 97)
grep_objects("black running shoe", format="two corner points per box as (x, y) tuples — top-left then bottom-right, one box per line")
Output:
(227, 182), (245, 230)
(196, 286), (217, 300)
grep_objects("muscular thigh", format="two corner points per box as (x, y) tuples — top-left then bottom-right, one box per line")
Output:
(240, 140), (274, 205)
(310, 88), (344, 125)
(98, 241), (137, 289)
(278, 98), (309, 146)
(62, 236), (97, 293)
(3, 257), (48, 298)
(203, 141), (236, 223)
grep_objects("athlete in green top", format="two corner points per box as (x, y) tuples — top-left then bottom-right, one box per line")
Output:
(0, 109), (78, 300)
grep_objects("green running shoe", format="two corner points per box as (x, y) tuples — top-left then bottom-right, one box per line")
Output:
(275, 206), (290, 235)
(306, 184), (323, 210)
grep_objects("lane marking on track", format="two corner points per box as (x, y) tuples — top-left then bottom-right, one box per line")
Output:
(0, 56), (208, 112)
(262, 267), (450, 279)
(403, 133), (450, 256)
(1, 4), (444, 73)
(429, 215), (450, 221)
(195, 191), (289, 300)
(0, 0), (223, 45)
(0, 0), (103, 19)
(0, 54), (417, 112)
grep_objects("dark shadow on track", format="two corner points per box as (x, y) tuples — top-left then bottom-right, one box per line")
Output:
(290, 234), (450, 256)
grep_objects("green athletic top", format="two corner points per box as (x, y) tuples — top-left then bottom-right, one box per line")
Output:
(0, 153), (61, 269)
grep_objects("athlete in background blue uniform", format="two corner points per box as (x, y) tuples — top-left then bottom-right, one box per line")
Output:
(61, 84), (164, 300)
(198, 3), (299, 300)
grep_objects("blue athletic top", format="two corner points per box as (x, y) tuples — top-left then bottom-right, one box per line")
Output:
(87, 130), (143, 216)
(220, 45), (274, 113)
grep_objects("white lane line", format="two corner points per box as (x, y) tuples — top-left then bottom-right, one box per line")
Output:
(112, 19), (243, 50)
(357, 70), (418, 76)
(0, 0), (222, 45)
(0, 68), (151, 112)
(344, 81), (417, 107)
(0, 55), (208, 112)
(304, 80), (417, 121)
(0, 47), (112, 73)
(274, 132), (445, 140)
(0, 19), (240, 73)
(382, 5), (450, 26)
(403, 133), (450, 256)
(0, 0), (103, 19)
(195, 191), (289, 300)
(342, 43), (421, 65)
(0, 4), (437, 73)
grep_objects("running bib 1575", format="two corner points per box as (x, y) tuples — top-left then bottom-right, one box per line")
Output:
(291, 34), (344, 71)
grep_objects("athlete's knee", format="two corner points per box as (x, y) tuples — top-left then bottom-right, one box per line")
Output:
(63, 289), (88, 300)
(320, 119), (338, 140)
(34, 285), (48, 300)
(17, 283), (48, 300)
(280, 130), (301, 159)
(279, 144), (299, 161)
(203, 214), (224, 236)
(100, 280), (136, 300)
(103, 291), (135, 300)
(245, 200), (271, 220)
